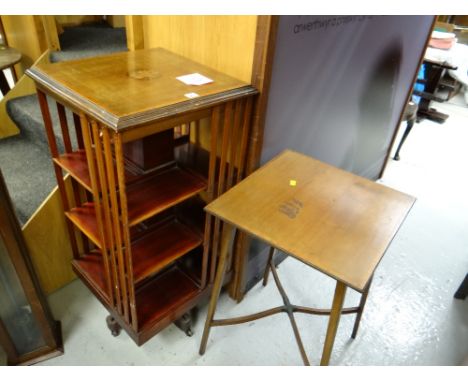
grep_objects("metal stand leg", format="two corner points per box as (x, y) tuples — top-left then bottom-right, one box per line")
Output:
(351, 275), (373, 339)
(393, 119), (415, 161)
(454, 273), (468, 300)
(262, 247), (275, 286)
(199, 224), (235, 355)
(320, 281), (347, 366)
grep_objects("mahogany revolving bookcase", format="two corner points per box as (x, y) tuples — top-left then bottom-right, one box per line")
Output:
(27, 48), (257, 345)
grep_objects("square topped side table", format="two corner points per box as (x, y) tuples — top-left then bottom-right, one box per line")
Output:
(199, 150), (415, 365)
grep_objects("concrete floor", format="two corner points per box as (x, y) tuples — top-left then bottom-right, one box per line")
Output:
(3, 95), (468, 366)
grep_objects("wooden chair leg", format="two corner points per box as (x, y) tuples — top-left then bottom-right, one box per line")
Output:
(199, 224), (235, 355)
(320, 281), (347, 366)
(351, 275), (373, 339)
(262, 247), (275, 286)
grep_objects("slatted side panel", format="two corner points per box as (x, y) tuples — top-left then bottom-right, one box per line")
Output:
(206, 96), (255, 284)
(80, 116), (115, 308)
(113, 131), (138, 330)
(56, 101), (90, 254)
(82, 121), (137, 328)
(101, 127), (131, 324)
(36, 90), (80, 259)
(91, 122), (124, 316)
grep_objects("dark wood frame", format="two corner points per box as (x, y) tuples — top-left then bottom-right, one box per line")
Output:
(0, 170), (63, 366)
(230, 15), (280, 301)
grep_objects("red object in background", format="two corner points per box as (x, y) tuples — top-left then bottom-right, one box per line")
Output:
(429, 31), (457, 50)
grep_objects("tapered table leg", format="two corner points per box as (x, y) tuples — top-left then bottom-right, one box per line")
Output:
(262, 247), (275, 286)
(351, 275), (373, 339)
(320, 281), (347, 366)
(199, 224), (235, 355)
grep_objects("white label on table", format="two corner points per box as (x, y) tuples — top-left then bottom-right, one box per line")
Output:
(177, 73), (214, 86)
(184, 92), (200, 99)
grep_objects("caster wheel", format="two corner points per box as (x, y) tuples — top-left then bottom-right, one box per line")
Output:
(106, 315), (121, 337)
(175, 312), (194, 337)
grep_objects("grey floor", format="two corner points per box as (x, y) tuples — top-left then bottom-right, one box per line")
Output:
(3, 94), (468, 366)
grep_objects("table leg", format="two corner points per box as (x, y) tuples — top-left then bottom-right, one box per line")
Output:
(320, 281), (347, 366)
(262, 246), (275, 286)
(351, 275), (373, 339)
(454, 273), (468, 300)
(0, 70), (11, 96)
(393, 118), (415, 161)
(199, 224), (235, 355)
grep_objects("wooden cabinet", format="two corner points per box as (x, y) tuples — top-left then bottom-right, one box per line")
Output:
(0, 169), (63, 365)
(27, 48), (257, 345)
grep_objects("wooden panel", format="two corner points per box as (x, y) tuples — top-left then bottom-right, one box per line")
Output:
(22, 177), (76, 294)
(206, 150), (416, 292)
(54, 16), (102, 27)
(0, 49), (50, 139)
(133, 15), (258, 172)
(125, 16), (144, 51)
(41, 16), (60, 51)
(123, 129), (174, 172)
(142, 16), (257, 83)
(107, 16), (126, 29)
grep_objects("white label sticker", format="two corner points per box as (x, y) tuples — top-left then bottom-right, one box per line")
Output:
(184, 92), (200, 99)
(177, 73), (213, 86)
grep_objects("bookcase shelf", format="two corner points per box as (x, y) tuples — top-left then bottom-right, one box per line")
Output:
(54, 150), (92, 192)
(126, 166), (207, 227)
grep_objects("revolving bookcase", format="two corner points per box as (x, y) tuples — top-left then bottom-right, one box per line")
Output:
(27, 48), (257, 345)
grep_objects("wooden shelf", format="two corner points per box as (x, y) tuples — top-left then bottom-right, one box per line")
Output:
(136, 264), (201, 332)
(66, 201), (204, 286)
(126, 166), (206, 226)
(65, 203), (101, 248)
(132, 219), (202, 284)
(54, 150), (92, 191)
(72, 252), (109, 304)
(54, 149), (139, 193)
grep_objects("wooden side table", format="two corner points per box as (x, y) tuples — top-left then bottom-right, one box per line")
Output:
(0, 46), (21, 95)
(199, 150), (415, 365)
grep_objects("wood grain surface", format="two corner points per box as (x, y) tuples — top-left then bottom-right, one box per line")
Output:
(205, 150), (415, 292)
(27, 48), (256, 130)
(0, 46), (21, 70)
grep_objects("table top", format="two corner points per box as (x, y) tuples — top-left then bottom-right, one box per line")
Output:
(0, 46), (21, 70)
(26, 48), (257, 131)
(206, 150), (415, 292)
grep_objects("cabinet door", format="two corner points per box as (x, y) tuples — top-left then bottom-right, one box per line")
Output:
(0, 170), (62, 365)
